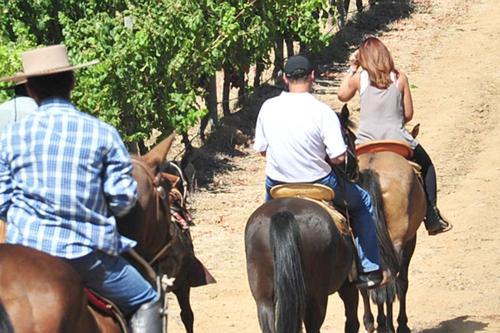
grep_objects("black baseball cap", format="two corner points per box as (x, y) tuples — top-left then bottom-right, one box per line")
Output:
(284, 55), (313, 78)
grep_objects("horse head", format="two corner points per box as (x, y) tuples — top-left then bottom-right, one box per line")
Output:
(117, 134), (176, 265)
(337, 104), (359, 181)
(143, 133), (175, 170)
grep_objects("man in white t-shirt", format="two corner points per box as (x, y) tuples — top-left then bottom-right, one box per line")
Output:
(254, 55), (385, 289)
(0, 79), (37, 134)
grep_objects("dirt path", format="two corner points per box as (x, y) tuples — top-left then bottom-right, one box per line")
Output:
(168, 0), (500, 331)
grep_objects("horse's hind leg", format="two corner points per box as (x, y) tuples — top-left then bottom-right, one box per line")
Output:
(174, 286), (194, 333)
(304, 295), (328, 333)
(397, 237), (417, 333)
(338, 281), (360, 333)
(360, 289), (375, 333)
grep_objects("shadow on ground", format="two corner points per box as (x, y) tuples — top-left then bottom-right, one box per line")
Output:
(183, 0), (415, 188)
(416, 315), (491, 333)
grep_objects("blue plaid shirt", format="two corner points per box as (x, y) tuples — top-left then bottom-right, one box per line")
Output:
(0, 98), (138, 259)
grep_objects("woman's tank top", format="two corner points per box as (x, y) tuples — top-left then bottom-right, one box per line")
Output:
(357, 70), (418, 149)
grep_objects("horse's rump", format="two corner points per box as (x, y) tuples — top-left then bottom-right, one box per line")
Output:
(245, 197), (357, 332)
(359, 152), (426, 246)
(0, 244), (100, 333)
(358, 152), (426, 304)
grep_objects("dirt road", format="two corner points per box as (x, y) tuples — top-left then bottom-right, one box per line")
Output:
(168, 0), (500, 331)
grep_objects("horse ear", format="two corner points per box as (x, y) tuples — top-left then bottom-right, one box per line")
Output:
(143, 133), (175, 169)
(341, 104), (350, 120)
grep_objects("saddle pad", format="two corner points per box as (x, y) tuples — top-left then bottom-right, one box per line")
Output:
(356, 140), (413, 159)
(301, 197), (351, 236)
(270, 183), (335, 201)
(84, 288), (129, 333)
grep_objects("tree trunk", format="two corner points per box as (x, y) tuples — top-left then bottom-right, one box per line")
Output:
(273, 36), (284, 79)
(222, 66), (231, 116)
(286, 39), (294, 58)
(237, 70), (245, 106)
(200, 74), (218, 140)
(254, 60), (264, 88)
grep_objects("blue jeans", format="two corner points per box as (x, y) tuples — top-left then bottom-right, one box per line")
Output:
(65, 251), (157, 316)
(265, 172), (381, 273)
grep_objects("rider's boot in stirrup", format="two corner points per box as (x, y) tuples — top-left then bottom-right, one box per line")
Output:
(424, 205), (452, 236)
(129, 297), (163, 333)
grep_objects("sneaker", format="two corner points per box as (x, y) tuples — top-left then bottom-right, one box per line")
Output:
(355, 270), (383, 289)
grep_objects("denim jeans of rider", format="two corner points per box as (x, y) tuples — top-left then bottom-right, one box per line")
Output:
(265, 171), (381, 273)
(65, 250), (157, 316)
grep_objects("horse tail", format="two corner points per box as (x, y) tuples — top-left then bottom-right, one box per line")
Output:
(359, 169), (400, 304)
(0, 301), (14, 333)
(269, 211), (306, 333)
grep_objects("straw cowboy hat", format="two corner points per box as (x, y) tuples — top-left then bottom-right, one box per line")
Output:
(0, 74), (27, 90)
(0, 44), (98, 83)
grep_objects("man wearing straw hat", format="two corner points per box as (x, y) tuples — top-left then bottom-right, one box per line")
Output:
(0, 45), (160, 332)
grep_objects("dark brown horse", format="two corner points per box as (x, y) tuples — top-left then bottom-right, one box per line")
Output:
(0, 134), (213, 333)
(245, 198), (360, 333)
(245, 108), (361, 333)
(357, 149), (426, 333)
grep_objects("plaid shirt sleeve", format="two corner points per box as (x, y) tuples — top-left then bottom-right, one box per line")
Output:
(102, 127), (138, 217)
(0, 140), (12, 219)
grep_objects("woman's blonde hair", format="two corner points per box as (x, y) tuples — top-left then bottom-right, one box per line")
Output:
(358, 37), (398, 89)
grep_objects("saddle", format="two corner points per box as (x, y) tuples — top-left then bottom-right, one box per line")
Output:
(270, 183), (350, 235)
(85, 288), (129, 333)
(356, 140), (422, 175)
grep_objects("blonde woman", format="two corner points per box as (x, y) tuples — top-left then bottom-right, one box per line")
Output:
(337, 37), (452, 235)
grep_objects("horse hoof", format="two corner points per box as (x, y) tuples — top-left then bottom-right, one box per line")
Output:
(397, 326), (411, 333)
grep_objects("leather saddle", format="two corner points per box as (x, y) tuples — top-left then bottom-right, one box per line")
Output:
(85, 288), (129, 333)
(270, 183), (350, 236)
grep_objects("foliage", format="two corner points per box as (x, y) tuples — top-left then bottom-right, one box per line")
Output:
(0, 0), (338, 143)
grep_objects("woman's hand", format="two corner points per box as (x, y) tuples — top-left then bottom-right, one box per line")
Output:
(337, 50), (361, 102)
(348, 50), (360, 71)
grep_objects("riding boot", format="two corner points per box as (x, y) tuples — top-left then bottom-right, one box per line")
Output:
(129, 297), (163, 333)
(424, 205), (452, 236)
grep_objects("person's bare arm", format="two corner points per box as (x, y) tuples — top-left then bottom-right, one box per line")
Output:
(329, 152), (346, 165)
(399, 72), (414, 123)
(337, 51), (361, 102)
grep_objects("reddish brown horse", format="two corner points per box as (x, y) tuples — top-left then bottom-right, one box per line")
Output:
(0, 134), (213, 333)
(357, 149), (426, 333)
